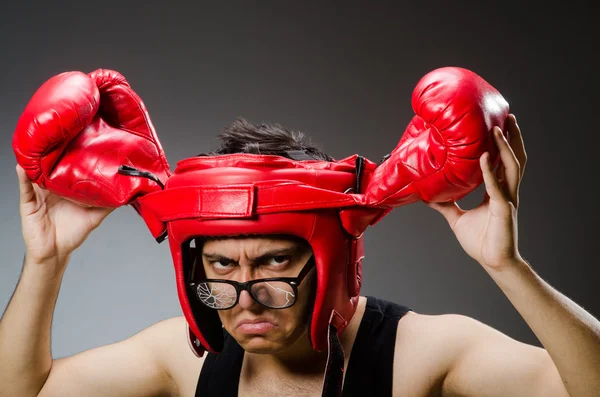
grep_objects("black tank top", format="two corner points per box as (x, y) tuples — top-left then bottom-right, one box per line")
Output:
(195, 296), (412, 396)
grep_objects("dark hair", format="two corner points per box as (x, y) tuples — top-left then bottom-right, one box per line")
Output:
(199, 117), (333, 161)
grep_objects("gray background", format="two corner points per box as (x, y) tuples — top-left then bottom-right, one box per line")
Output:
(1, 2), (598, 358)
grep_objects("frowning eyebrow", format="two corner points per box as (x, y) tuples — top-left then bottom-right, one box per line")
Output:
(202, 247), (302, 265)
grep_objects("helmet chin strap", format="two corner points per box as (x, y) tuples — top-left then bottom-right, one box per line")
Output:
(321, 322), (344, 397)
(321, 310), (348, 397)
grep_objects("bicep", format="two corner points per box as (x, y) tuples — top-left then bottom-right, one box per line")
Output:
(38, 322), (178, 397)
(441, 315), (569, 397)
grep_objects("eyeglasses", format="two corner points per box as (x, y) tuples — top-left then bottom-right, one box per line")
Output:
(188, 255), (315, 310)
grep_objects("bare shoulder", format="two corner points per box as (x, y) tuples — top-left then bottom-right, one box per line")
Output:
(39, 316), (205, 397)
(142, 316), (206, 397)
(394, 310), (561, 397)
(392, 311), (490, 397)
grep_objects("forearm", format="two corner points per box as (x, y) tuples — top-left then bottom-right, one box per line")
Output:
(487, 259), (600, 397)
(0, 256), (68, 397)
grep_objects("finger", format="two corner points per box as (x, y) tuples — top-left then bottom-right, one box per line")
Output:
(16, 164), (35, 204)
(482, 190), (490, 203)
(495, 160), (505, 184)
(507, 114), (527, 179)
(479, 190), (490, 207)
(480, 152), (508, 203)
(87, 207), (115, 229)
(493, 126), (520, 204)
(424, 200), (464, 227)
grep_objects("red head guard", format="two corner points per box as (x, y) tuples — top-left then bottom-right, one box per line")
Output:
(136, 153), (382, 354)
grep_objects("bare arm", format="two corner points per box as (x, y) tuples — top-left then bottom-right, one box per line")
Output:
(38, 318), (186, 397)
(0, 257), (181, 397)
(392, 311), (571, 397)
(423, 117), (600, 396)
(0, 166), (182, 397)
(442, 261), (599, 397)
(439, 313), (570, 397)
(0, 258), (64, 397)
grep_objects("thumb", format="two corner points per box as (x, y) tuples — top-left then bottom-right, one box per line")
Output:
(423, 201), (463, 226)
(87, 206), (116, 229)
(16, 164), (35, 204)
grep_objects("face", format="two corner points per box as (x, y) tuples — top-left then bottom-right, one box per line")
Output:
(200, 235), (316, 354)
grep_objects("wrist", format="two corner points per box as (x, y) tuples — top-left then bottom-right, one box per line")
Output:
(483, 256), (538, 292)
(502, 256), (531, 271)
(481, 253), (529, 272)
(22, 253), (70, 281)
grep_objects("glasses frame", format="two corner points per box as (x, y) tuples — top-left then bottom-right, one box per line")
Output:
(188, 255), (315, 310)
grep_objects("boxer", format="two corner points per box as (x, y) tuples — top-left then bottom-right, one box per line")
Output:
(2, 67), (596, 397)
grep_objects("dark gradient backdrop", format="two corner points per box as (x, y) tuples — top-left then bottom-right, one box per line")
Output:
(1, 2), (598, 358)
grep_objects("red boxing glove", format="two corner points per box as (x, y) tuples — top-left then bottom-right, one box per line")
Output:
(364, 66), (509, 207)
(12, 69), (171, 208)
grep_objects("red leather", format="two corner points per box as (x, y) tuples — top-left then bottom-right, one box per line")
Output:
(363, 67), (509, 208)
(12, 69), (171, 207)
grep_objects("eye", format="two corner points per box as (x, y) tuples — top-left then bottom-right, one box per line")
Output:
(212, 260), (234, 271)
(266, 256), (290, 267)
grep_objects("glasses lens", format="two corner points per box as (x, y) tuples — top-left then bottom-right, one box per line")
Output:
(251, 281), (296, 308)
(196, 282), (237, 309)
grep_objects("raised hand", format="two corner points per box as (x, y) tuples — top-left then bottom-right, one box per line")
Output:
(424, 115), (527, 270)
(16, 164), (113, 267)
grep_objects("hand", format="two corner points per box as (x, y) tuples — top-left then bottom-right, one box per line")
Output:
(424, 114), (527, 270)
(17, 164), (113, 267)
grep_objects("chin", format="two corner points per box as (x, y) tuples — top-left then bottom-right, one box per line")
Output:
(232, 334), (289, 354)
(239, 337), (285, 354)
(232, 326), (305, 354)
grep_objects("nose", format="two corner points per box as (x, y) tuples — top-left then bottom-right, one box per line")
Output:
(238, 289), (256, 310)
(237, 264), (255, 283)
(233, 265), (261, 310)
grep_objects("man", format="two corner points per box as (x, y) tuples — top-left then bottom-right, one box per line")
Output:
(1, 68), (599, 397)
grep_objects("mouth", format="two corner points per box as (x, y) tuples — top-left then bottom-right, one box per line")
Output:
(235, 318), (277, 334)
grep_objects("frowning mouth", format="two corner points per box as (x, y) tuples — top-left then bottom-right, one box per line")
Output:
(235, 318), (277, 334)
